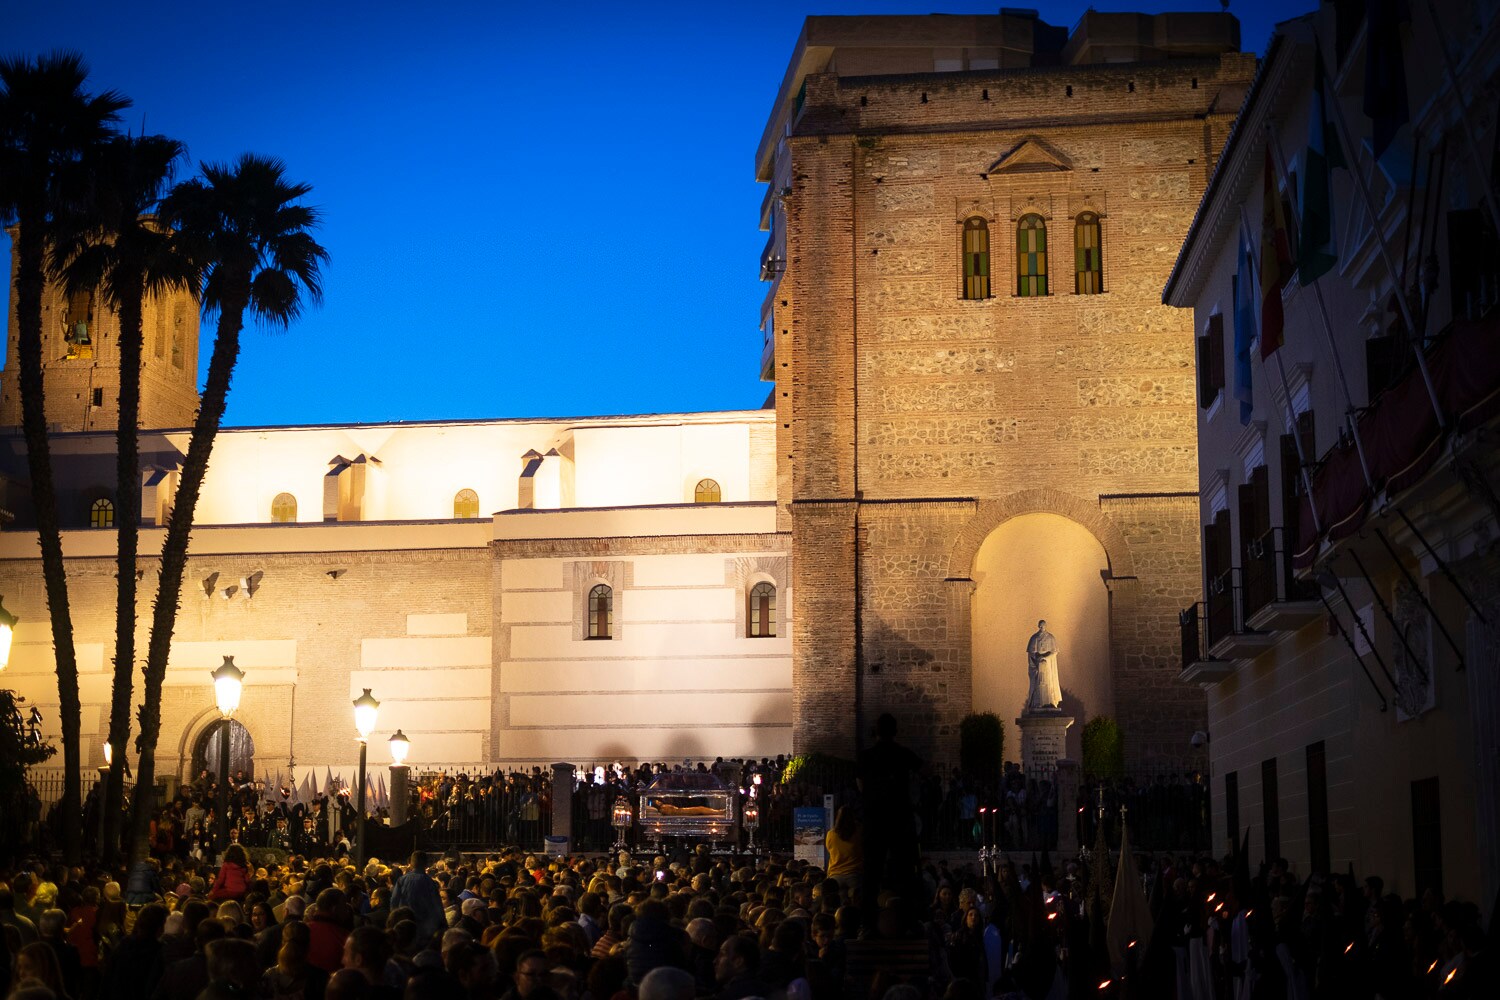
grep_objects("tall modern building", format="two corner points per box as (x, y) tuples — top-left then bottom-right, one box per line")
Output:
(0, 8), (1256, 789)
(1164, 2), (1499, 899)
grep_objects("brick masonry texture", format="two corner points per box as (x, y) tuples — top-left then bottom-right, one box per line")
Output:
(779, 51), (1249, 766)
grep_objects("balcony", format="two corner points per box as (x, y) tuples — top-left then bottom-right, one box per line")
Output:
(1205, 567), (1278, 661)
(1295, 313), (1500, 567)
(1178, 603), (1233, 684)
(1243, 526), (1322, 632)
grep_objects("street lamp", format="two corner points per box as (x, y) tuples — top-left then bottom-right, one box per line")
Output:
(352, 688), (380, 865)
(210, 656), (244, 855)
(387, 729), (411, 826)
(0, 594), (17, 672)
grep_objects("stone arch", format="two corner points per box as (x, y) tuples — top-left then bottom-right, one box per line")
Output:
(948, 488), (1134, 581)
(176, 707), (257, 783)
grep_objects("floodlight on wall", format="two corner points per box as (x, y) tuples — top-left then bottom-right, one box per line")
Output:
(0, 594), (16, 672)
(352, 688), (380, 742)
(388, 729), (410, 765)
(212, 655), (245, 718)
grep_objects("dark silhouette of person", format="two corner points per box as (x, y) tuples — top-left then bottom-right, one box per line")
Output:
(857, 713), (922, 936)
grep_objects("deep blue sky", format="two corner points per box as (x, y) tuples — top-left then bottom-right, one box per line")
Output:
(3, 1), (1306, 427)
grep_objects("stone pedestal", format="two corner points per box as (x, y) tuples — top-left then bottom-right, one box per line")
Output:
(1016, 712), (1074, 773)
(389, 765), (410, 826)
(1054, 759), (1080, 854)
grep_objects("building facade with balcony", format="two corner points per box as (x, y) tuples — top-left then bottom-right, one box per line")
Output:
(1164, 1), (1500, 903)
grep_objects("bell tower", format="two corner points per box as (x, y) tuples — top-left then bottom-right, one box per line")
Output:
(0, 231), (201, 432)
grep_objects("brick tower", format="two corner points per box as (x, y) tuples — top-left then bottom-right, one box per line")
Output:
(759, 10), (1256, 766)
(1, 230), (201, 432)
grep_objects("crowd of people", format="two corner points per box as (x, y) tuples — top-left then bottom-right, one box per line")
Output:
(3, 719), (1489, 999)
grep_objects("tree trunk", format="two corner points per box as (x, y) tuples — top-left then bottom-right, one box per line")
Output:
(103, 272), (144, 863)
(130, 290), (246, 861)
(13, 204), (84, 863)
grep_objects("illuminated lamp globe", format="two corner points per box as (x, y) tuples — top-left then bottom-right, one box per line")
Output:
(388, 729), (411, 765)
(0, 594), (18, 672)
(352, 688), (381, 741)
(212, 656), (245, 718)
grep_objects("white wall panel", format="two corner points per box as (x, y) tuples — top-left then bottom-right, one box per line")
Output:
(510, 691), (792, 728)
(496, 725), (790, 763)
(499, 590), (572, 624)
(349, 668), (491, 700)
(407, 613), (468, 636)
(500, 658), (792, 693)
(501, 559), (564, 591)
(360, 636), (490, 668)
(167, 639), (297, 669)
(621, 587), (732, 623)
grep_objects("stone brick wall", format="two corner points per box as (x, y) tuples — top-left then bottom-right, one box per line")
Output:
(778, 51), (1253, 766)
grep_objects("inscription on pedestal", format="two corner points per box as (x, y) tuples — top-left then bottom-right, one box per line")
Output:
(1017, 714), (1075, 773)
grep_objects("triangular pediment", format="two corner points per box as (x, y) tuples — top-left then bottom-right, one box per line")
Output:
(987, 138), (1072, 175)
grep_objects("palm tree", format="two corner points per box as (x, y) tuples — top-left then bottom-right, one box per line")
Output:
(0, 53), (128, 863)
(130, 155), (327, 857)
(50, 133), (195, 860)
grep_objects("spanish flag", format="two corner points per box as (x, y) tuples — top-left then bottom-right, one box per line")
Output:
(1259, 147), (1293, 359)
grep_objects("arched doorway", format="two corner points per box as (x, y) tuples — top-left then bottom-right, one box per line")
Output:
(191, 720), (256, 784)
(970, 512), (1113, 762)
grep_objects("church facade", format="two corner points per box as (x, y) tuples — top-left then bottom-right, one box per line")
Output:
(0, 8), (1253, 784)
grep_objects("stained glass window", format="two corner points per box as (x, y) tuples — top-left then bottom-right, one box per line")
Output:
(962, 217), (991, 299)
(1017, 214), (1048, 297)
(1075, 212), (1102, 294)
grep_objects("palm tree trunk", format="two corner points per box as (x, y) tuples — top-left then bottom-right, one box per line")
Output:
(13, 206), (84, 864)
(103, 273), (144, 862)
(130, 290), (246, 861)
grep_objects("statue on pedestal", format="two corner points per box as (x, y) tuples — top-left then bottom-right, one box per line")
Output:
(1025, 619), (1063, 713)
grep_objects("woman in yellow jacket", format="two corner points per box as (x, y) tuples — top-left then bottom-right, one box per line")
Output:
(824, 806), (863, 892)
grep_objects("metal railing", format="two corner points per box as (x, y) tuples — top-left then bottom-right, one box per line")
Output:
(1179, 602), (1207, 671)
(1244, 526), (1319, 622)
(1206, 566), (1239, 647)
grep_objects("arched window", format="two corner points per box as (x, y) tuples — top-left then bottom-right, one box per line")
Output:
(587, 584), (613, 640)
(90, 498), (114, 528)
(962, 217), (991, 299)
(748, 582), (777, 638)
(454, 488), (480, 518)
(271, 493), (298, 523)
(694, 479), (722, 503)
(1075, 212), (1103, 294)
(1017, 214), (1048, 297)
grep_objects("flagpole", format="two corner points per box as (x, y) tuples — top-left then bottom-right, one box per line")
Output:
(1421, 0), (1500, 237)
(1315, 55), (1446, 430)
(1236, 209), (1320, 536)
(1237, 208), (1325, 534)
(1264, 127), (1375, 491)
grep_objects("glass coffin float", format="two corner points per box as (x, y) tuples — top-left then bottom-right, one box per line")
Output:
(638, 770), (736, 845)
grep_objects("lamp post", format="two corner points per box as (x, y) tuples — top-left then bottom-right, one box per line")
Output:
(352, 688), (380, 865)
(97, 741), (112, 853)
(0, 594), (17, 672)
(388, 729), (410, 826)
(211, 656), (245, 855)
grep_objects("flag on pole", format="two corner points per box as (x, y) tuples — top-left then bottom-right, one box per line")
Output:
(1106, 814), (1154, 972)
(1259, 148), (1293, 360)
(378, 772), (389, 811)
(1364, 0), (1411, 162)
(325, 767), (336, 798)
(1233, 235), (1257, 425)
(1299, 48), (1347, 284)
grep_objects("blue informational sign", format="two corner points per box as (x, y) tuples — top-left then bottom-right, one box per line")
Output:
(793, 806), (827, 867)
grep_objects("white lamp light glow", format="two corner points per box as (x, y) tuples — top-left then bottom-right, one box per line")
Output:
(0, 594), (18, 672)
(103, 741), (113, 766)
(388, 728), (410, 765)
(211, 656), (245, 718)
(352, 688), (380, 741)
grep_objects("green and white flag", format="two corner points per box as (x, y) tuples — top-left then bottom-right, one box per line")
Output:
(1299, 47), (1347, 284)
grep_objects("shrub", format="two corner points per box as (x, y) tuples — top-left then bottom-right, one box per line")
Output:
(1081, 715), (1125, 778)
(959, 712), (1004, 785)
